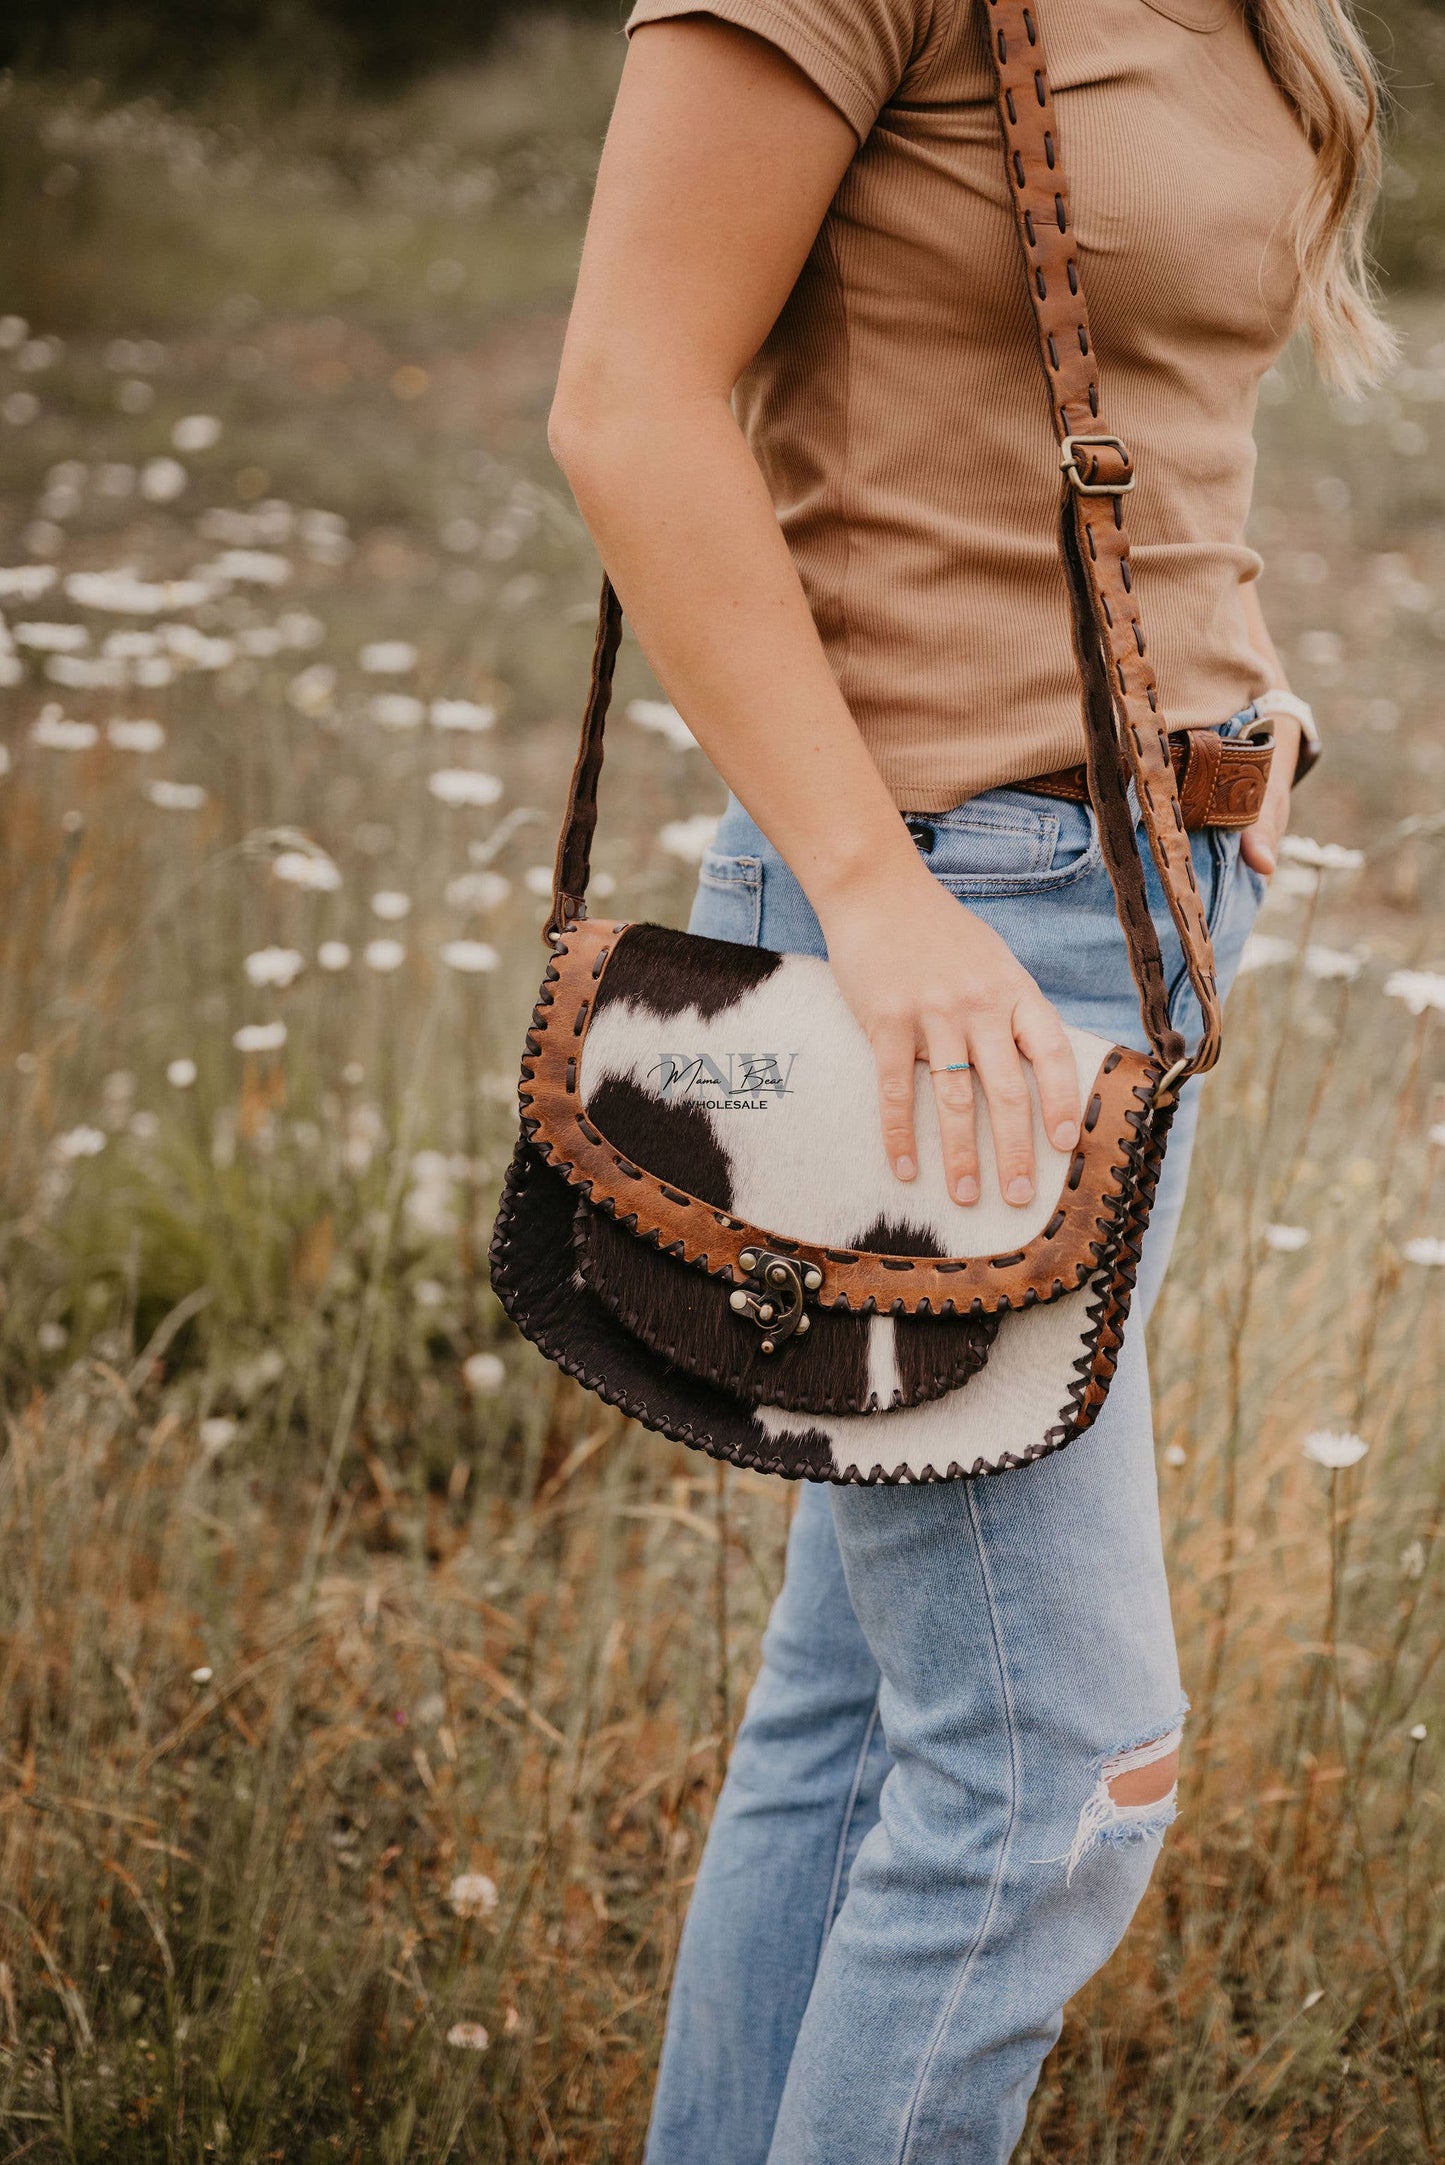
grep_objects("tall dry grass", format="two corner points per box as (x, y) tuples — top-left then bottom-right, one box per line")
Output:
(0, 25), (1441, 2160)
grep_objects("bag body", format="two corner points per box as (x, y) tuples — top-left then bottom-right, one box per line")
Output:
(490, 752), (1264, 1482)
(488, 0), (1268, 1482)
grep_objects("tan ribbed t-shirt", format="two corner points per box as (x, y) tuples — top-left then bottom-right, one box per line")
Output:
(623, 0), (1317, 810)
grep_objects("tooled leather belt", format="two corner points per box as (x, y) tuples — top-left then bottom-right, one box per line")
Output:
(1021, 727), (1273, 832)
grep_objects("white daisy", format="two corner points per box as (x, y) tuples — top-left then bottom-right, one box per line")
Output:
(1301, 1429), (1369, 1470)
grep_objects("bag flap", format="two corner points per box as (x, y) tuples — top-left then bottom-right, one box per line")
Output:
(572, 1192), (999, 1413)
(518, 918), (1157, 1317)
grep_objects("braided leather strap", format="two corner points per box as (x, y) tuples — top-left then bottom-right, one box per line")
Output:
(548, 0), (1223, 1089)
(981, 0), (1219, 1081)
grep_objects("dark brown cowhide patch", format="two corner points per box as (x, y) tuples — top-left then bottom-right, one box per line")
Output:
(591, 922), (782, 1025)
(585, 1073), (735, 1211)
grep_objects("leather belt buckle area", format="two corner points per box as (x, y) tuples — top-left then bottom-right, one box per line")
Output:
(1060, 433), (1135, 495)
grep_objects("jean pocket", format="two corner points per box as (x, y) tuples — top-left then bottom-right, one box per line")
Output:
(688, 849), (763, 947)
(919, 791), (1101, 898)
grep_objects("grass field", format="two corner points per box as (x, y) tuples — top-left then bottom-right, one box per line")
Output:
(0, 21), (1442, 2160)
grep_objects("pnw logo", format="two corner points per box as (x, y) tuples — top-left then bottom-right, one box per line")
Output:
(652, 1052), (799, 1110)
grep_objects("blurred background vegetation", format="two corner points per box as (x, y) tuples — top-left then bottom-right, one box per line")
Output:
(0, 4), (1442, 2160)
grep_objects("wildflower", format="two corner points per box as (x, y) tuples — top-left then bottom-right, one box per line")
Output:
(371, 890), (411, 920)
(428, 701), (498, 736)
(31, 706), (98, 751)
(405, 1152), (456, 1237)
(199, 1415), (238, 1456)
(463, 1351), (506, 1393)
(440, 940), (499, 974)
(277, 610), (324, 648)
(523, 865), (554, 896)
(1383, 970), (1445, 1017)
(0, 564), (57, 599)
(446, 870), (510, 911)
(166, 1058), (197, 1088)
(659, 813), (720, 862)
(317, 941), (351, 971)
(0, 315), (26, 348)
(1264, 1224), (1310, 1252)
(1238, 933), (1296, 974)
(1162, 1442), (1187, 1468)
(140, 457), (187, 504)
(1303, 945), (1363, 982)
(145, 780), (208, 810)
(233, 1021), (287, 1053)
(190, 1665), (214, 1685)
(1402, 1236), (1445, 1266)
(369, 693), (426, 730)
(359, 640), (417, 674)
(107, 718), (166, 753)
(1400, 1540), (1427, 1581)
(1278, 836), (1364, 872)
(3, 392), (39, 426)
(1301, 1429), (1369, 1470)
(37, 1321), (67, 1353)
(67, 569), (210, 614)
(1273, 865), (1321, 900)
(413, 1278), (448, 1310)
(431, 698), (495, 732)
(1410, 1723), (1428, 1742)
(363, 939), (406, 973)
(503, 2007), (522, 2036)
(272, 849), (341, 893)
(103, 631), (160, 658)
(626, 696), (696, 750)
(202, 548), (292, 587)
(429, 769), (503, 808)
(54, 1125), (107, 1159)
(244, 947), (305, 989)
(446, 2023), (490, 2053)
(449, 1873), (499, 1919)
(277, 670), (334, 727)
(172, 414), (222, 452)
(14, 621), (88, 651)
(48, 654), (127, 690)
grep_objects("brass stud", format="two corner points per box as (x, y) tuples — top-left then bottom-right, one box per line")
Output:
(758, 1303), (774, 1322)
(803, 1266), (823, 1291)
(767, 1262), (790, 1285)
(729, 1289), (748, 1313)
(797, 1314), (811, 1334)
(760, 1339), (775, 1355)
(738, 1249), (758, 1273)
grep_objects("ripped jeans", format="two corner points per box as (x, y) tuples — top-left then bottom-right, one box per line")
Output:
(644, 717), (1268, 2165)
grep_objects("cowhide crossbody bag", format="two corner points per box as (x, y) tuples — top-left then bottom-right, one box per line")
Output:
(489, 0), (1260, 1484)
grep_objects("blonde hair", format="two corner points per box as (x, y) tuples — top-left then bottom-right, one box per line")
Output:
(1245, 0), (1398, 391)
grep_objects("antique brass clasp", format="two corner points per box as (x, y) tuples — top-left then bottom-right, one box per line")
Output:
(728, 1248), (823, 1355)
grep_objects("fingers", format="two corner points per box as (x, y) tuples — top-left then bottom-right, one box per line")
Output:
(1242, 717), (1300, 877)
(966, 1021), (1038, 1208)
(1012, 994), (1081, 1155)
(872, 1020), (919, 1183)
(921, 1026), (980, 1205)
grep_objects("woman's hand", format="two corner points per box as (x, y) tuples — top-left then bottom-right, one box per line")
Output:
(818, 861), (1081, 1209)
(1240, 710), (1302, 879)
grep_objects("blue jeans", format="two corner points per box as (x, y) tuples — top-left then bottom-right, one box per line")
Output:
(645, 719), (1267, 2165)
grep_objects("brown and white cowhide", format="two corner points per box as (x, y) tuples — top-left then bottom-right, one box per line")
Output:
(491, 926), (1123, 1480)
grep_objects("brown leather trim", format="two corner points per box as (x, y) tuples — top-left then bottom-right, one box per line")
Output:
(517, 919), (1158, 1317)
(1025, 730), (1270, 832)
(983, 0), (1223, 1077)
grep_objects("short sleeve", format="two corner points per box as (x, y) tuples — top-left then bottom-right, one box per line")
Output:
(623, 0), (935, 143)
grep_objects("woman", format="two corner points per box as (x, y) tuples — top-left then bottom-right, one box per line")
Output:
(546, 0), (1391, 2156)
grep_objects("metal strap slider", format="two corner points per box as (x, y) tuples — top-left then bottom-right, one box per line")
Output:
(1061, 433), (1135, 495)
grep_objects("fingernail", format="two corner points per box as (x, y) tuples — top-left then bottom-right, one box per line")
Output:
(1006, 1176), (1034, 1206)
(955, 1175), (979, 1204)
(1052, 1121), (1079, 1150)
(895, 1155), (915, 1181)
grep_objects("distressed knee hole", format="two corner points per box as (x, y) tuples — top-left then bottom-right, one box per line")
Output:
(1063, 1706), (1187, 1884)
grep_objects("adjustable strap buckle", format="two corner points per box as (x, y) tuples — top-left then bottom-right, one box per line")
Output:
(1061, 434), (1135, 496)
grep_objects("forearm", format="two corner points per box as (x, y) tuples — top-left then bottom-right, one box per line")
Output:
(551, 391), (925, 922)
